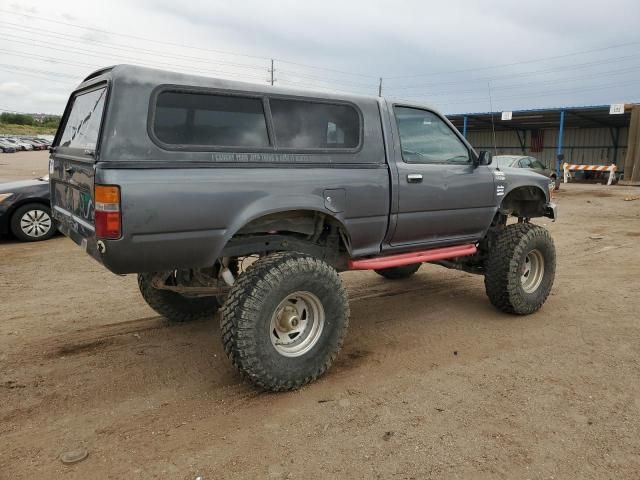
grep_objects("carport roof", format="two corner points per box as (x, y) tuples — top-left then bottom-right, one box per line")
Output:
(447, 104), (633, 132)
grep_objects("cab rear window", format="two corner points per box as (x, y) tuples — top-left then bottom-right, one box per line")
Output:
(153, 91), (270, 148)
(58, 86), (107, 150)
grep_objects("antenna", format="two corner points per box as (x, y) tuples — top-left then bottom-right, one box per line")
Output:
(268, 59), (276, 86)
(488, 81), (498, 155)
(378, 77), (383, 97)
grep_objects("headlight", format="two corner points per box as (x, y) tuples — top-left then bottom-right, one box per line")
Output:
(0, 193), (14, 204)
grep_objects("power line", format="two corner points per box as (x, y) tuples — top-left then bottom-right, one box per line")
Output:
(0, 23), (269, 73)
(385, 40), (640, 80)
(273, 68), (378, 88)
(273, 58), (379, 79)
(0, 48), (103, 69)
(0, 8), (378, 80)
(385, 53), (640, 91)
(275, 77), (370, 95)
(0, 36), (272, 82)
(0, 63), (80, 79)
(276, 73), (375, 94)
(394, 65), (640, 98)
(0, 66), (77, 84)
(434, 78), (640, 107)
(0, 23), (380, 87)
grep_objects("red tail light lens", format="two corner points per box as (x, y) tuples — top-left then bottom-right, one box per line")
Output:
(95, 185), (121, 239)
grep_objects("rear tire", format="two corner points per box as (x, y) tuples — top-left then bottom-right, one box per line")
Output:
(220, 252), (349, 391)
(374, 263), (421, 280)
(484, 223), (555, 315)
(138, 273), (221, 322)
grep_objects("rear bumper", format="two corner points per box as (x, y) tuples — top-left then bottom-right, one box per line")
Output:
(58, 219), (227, 275)
(544, 202), (557, 221)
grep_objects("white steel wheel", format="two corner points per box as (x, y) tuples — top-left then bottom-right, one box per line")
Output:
(220, 252), (350, 392)
(269, 291), (325, 357)
(520, 249), (545, 293)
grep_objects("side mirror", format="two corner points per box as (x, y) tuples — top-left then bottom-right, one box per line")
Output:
(476, 150), (492, 167)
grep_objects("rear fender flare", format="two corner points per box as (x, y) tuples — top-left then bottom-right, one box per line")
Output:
(222, 195), (352, 253)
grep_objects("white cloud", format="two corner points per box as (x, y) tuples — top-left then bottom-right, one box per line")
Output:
(0, 0), (638, 114)
(0, 82), (31, 96)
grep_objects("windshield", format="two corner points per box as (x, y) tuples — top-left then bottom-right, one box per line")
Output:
(57, 86), (107, 150)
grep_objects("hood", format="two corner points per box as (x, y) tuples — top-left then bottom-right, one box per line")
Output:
(0, 178), (48, 193)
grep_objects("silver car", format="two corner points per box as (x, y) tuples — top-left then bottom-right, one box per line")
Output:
(4, 137), (33, 151)
(494, 155), (559, 190)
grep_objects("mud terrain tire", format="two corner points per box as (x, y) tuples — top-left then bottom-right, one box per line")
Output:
(220, 252), (349, 391)
(484, 223), (556, 315)
(138, 273), (221, 322)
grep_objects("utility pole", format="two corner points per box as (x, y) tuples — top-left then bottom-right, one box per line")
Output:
(488, 81), (497, 156)
(268, 59), (275, 86)
(378, 77), (383, 97)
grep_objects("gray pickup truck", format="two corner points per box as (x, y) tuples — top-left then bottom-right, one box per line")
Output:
(50, 65), (557, 391)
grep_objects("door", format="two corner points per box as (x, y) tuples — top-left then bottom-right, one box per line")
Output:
(389, 106), (496, 246)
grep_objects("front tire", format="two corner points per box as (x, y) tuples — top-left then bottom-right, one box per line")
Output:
(220, 252), (349, 391)
(138, 273), (221, 322)
(10, 203), (55, 242)
(484, 223), (556, 315)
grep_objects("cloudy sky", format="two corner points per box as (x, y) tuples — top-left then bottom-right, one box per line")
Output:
(0, 0), (639, 115)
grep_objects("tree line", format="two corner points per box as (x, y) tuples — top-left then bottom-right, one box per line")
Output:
(0, 112), (61, 128)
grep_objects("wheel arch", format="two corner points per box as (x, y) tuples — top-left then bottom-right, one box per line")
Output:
(221, 205), (353, 261)
(8, 198), (51, 221)
(499, 185), (549, 219)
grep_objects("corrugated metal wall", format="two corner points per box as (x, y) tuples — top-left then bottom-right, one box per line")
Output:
(466, 127), (629, 169)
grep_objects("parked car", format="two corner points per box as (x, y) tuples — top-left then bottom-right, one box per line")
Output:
(494, 155), (559, 190)
(3, 137), (33, 151)
(0, 175), (55, 241)
(20, 138), (45, 150)
(51, 64), (557, 391)
(32, 138), (51, 149)
(0, 139), (17, 153)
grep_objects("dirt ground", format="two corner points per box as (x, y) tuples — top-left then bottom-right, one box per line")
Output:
(1, 151), (640, 479)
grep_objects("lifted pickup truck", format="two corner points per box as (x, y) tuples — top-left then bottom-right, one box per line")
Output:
(50, 65), (557, 391)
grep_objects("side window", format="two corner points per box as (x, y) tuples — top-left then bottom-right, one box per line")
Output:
(394, 107), (469, 164)
(530, 158), (545, 169)
(153, 91), (270, 148)
(519, 158), (532, 168)
(270, 99), (360, 149)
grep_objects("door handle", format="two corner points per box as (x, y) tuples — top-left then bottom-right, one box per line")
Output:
(407, 173), (423, 183)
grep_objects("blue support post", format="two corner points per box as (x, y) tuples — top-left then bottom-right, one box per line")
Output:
(463, 115), (468, 138)
(556, 110), (565, 177)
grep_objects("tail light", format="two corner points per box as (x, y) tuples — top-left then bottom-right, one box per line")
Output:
(95, 185), (121, 239)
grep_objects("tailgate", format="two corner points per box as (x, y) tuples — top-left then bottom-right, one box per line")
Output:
(50, 84), (107, 246)
(50, 156), (96, 241)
